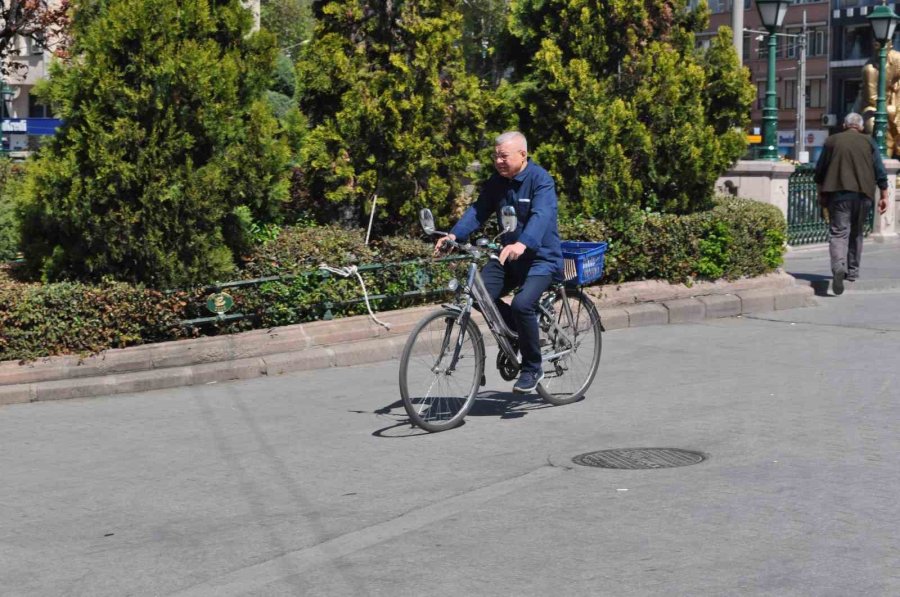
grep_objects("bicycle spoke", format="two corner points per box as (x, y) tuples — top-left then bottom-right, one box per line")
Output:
(536, 290), (601, 405)
(400, 309), (483, 431)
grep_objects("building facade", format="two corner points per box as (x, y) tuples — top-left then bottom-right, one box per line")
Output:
(829, 0), (900, 127)
(697, 0), (900, 162)
(700, 0), (832, 162)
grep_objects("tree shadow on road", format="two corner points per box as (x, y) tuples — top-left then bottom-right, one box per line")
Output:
(370, 390), (554, 438)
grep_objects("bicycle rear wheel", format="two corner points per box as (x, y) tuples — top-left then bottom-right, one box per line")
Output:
(399, 308), (484, 432)
(536, 288), (602, 405)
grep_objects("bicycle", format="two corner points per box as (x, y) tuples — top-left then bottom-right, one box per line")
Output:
(398, 207), (605, 432)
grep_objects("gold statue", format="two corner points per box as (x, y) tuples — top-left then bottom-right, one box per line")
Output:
(855, 41), (900, 157)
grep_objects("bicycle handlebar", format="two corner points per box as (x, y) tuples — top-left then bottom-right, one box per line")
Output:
(436, 236), (501, 259)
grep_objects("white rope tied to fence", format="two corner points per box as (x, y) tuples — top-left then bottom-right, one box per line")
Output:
(317, 263), (393, 331)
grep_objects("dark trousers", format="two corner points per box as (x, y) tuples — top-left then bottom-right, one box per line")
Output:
(828, 192), (872, 280)
(479, 258), (552, 374)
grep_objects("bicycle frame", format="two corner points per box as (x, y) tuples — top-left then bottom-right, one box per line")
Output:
(443, 259), (578, 373)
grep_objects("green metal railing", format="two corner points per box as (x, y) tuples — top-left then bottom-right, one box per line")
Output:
(787, 164), (874, 245)
(177, 254), (472, 328)
(787, 164), (827, 245)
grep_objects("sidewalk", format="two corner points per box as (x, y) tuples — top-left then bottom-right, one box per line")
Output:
(783, 235), (900, 295)
(6, 236), (900, 407)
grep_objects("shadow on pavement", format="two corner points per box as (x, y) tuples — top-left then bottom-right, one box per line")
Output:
(370, 390), (558, 437)
(787, 271), (832, 297)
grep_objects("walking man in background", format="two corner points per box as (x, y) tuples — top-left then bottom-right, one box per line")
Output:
(815, 112), (889, 295)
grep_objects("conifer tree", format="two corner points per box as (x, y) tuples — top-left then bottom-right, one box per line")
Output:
(508, 0), (754, 223)
(20, 0), (290, 287)
(294, 0), (496, 232)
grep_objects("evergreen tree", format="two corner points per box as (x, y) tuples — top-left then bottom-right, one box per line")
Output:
(508, 0), (754, 223)
(20, 0), (291, 287)
(460, 0), (515, 87)
(261, 0), (314, 59)
(294, 0), (497, 233)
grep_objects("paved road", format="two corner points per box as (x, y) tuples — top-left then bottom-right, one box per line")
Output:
(3, 251), (900, 596)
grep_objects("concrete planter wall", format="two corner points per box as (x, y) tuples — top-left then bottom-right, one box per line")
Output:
(715, 158), (900, 240)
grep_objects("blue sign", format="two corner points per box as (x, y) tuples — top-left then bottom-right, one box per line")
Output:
(0, 118), (63, 135)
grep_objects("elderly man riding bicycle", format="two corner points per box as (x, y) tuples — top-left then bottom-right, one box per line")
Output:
(435, 131), (564, 394)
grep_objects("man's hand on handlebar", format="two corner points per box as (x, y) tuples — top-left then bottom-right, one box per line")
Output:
(433, 234), (457, 257)
(498, 241), (526, 265)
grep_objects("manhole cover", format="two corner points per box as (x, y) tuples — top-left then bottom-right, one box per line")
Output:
(572, 448), (706, 470)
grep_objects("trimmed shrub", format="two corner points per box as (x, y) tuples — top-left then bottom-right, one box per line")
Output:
(0, 266), (190, 361)
(0, 197), (785, 361)
(236, 225), (467, 327)
(559, 196), (786, 284)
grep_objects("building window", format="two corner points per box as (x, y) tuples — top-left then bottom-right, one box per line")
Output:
(708, 0), (729, 14)
(808, 28), (826, 56)
(807, 79), (827, 108)
(784, 80), (797, 109)
(28, 94), (53, 118)
(30, 32), (45, 55)
(842, 79), (862, 115)
(782, 33), (797, 58)
(842, 25), (872, 60)
(783, 27), (827, 58)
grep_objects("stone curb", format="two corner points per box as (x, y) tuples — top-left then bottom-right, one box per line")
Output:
(0, 273), (815, 406)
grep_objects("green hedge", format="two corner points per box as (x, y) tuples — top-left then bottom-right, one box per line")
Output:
(0, 197), (785, 361)
(560, 196), (786, 285)
(236, 226), (468, 327)
(0, 268), (190, 361)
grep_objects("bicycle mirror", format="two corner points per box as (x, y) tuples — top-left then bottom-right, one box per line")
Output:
(501, 206), (517, 233)
(419, 209), (436, 234)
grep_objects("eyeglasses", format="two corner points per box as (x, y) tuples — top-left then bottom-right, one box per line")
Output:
(493, 151), (522, 162)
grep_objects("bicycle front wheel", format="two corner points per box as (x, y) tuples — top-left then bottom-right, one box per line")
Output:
(399, 308), (484, 432)
(536, 289), (602, 405)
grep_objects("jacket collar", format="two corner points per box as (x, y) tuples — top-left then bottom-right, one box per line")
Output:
(511, 159), (531, 182)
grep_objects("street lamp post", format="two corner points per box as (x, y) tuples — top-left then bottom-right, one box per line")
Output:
(0, 82), (13, 155)
(756, 0), (790, 161)
(867, 2), (900, 158)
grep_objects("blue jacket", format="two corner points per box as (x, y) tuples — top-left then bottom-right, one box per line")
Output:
(450, 159), (564, 279)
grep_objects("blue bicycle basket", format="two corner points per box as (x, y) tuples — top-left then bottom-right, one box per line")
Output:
(561, 241), (608, 285)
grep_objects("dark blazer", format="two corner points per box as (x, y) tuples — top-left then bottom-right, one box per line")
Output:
(814, 129), (887, 200)
(450, 159), (564, 279)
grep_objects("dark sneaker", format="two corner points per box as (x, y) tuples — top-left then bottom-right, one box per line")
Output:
(833, 270), (845, 296)
(513, 370), (544, 394)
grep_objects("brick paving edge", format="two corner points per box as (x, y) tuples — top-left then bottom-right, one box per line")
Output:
(0, 276), (815, 406)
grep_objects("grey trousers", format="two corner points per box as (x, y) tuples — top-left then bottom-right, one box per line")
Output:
(828, 191), (872, 279)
